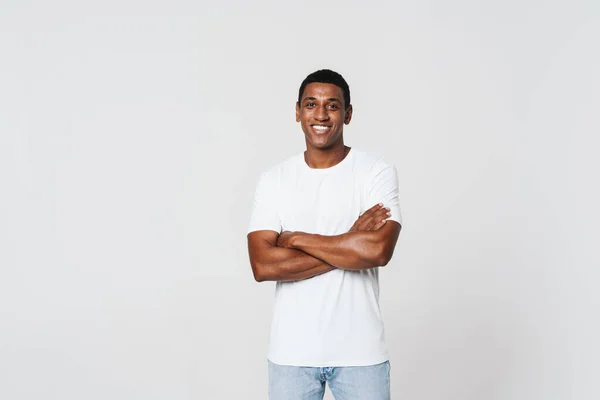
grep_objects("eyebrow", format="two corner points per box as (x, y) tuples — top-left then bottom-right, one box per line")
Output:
(302, 96), (342, 103)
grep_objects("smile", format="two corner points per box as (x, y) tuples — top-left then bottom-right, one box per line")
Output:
(312, 125), (331, 133)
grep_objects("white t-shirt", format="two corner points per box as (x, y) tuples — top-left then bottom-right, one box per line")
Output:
(248, 148), (402, 367)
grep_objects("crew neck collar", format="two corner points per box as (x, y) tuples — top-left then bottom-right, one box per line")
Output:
(300, 148), (354, 173)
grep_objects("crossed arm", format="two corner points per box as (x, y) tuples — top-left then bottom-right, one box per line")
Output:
(247, 204), (401, 282)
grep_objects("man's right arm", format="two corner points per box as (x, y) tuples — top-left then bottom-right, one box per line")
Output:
(248, 170), (326, 282)
(248, 230), (335, 282)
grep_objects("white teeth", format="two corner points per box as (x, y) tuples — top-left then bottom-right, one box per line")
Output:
(313, 125), (329, 131)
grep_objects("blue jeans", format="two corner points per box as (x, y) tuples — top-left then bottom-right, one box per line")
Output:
(268, 360), (391, 400)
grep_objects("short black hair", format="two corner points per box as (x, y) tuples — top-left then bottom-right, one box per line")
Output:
(298, 69), (351, 109)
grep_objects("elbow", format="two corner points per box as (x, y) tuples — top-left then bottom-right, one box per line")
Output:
(374, 245), (394, 267)
(378, 255), (392, 267)
(363, 253), (390, 269)
(251, 262), (270, 282)
(253, 270), (265, 282)
(373, 255), (390, 267)
(252, 266), (266, 282)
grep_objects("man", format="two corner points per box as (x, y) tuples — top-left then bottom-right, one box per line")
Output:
(247, 69), (402, 399)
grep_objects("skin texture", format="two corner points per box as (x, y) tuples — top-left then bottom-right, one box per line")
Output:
(247, 81), (402, 281)
(277, 221), (401, 270)
(248, 204), (393, 281)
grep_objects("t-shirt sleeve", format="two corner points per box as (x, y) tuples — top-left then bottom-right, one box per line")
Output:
(366, 160), (402, 226)
(247, 171), (282, 234)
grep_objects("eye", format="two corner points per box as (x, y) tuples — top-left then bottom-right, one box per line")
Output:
(305, 102), (316, 108)
(327, 104), (339, 109)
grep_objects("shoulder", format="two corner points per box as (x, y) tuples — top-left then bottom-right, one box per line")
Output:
(351, 149), (396, 174)
(255, 153), (303, 183)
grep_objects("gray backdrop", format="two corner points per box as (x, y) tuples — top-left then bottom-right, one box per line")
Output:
(1, 0), (598, 399)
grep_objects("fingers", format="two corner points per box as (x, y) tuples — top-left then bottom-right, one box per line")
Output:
(360, 203), (384, 219)
(366, 206), (391, 230)
(373, 218), (388, 230)
(352, 203), (392, 232)
(355, 204), (383, 230)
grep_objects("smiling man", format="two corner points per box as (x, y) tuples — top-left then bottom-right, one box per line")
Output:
(247, 69), (402, 399)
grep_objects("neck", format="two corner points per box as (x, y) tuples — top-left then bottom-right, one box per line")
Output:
(304, 142), (350, 169)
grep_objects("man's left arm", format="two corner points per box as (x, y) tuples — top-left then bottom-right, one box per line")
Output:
(278, 221), (401, 270)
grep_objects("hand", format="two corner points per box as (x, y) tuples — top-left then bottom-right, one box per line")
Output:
(349, 203), (391, 232)
(276, 231), (295, 248)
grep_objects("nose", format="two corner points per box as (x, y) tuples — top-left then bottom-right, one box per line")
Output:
(314, 105), (329, 121)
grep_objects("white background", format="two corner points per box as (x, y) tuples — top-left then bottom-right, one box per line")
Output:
(1, 1), (599, 399)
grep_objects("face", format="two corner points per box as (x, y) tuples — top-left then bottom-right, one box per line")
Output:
(296, 82), (353, 150)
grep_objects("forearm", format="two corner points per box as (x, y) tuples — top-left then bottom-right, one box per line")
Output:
(252, 246), (336, 282)
(289, 231), (387, 270)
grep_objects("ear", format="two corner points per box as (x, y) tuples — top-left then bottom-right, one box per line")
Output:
(296, 102), (301, 122)
(344, 104), (353, 124)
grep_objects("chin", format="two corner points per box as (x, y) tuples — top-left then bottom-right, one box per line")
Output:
(306, 139), (332, 150)
(306, 134), (342, 150)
